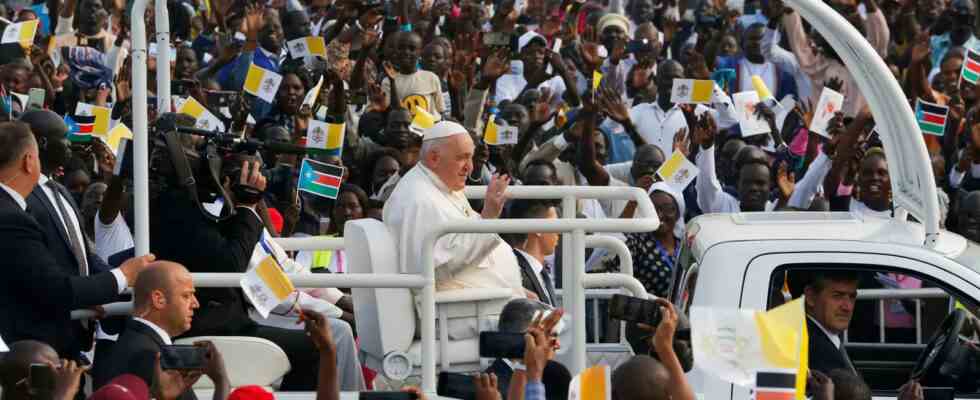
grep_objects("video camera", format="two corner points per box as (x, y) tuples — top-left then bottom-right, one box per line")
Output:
(149, 113), (308, 221)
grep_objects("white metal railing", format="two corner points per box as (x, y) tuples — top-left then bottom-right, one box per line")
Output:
(74, 186), (656, 393)
(843, 288), (950, 348)
(448, 185), (658, 381)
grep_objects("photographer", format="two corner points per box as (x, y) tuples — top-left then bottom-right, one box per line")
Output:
(148, 115), (322, 391)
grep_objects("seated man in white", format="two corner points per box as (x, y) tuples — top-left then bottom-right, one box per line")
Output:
(383, 121), (526, 339)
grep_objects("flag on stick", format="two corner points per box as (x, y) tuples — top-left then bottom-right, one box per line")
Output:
(915, 98), (949, 136)
(298, 158), (344, 199)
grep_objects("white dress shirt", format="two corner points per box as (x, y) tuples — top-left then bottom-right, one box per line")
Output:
(629, 100), (738, 159)
(515, 249), (551, 304)
(133, 317), (173, 345)
(38, 175), (89, 271)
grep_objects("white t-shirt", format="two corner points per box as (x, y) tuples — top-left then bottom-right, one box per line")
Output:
(94, 211), (134, 263)
(494, 73), (567, 105)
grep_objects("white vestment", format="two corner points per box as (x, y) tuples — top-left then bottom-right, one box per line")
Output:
(383, 164), (524, 294)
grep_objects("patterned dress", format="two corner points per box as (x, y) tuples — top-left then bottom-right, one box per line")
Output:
(603, 231), (680, 298)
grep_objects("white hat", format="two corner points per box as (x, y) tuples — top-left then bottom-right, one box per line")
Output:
(423, 121), (468, 141)
(518, 31), (547, 53)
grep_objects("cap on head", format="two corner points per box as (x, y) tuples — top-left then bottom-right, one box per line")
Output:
(598, 13), (632, 35)
(228, 385), (275, 400)
(518, 31), (547, 53)
(19, 110), (68, 139)
(423, 121), (468, 141)
(89, 375), (150, 400)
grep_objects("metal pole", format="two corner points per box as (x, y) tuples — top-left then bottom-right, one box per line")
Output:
(131, 0), (150, 257)
(420, 236), (437, 395)
(155, 0), (171, 112)
(561, 196), (575, 311)
(571, 228), (587, 373)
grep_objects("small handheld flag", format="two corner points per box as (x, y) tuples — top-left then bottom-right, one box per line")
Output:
(657, 151), (698, 190)
(484, 118), (519, 145)
(178, 97), (225, 132)
(75, 103), (111, 135)
(298, 158), (344, 199)
(240, 255), (296, 318)
(809, 88), (844, 138)
(65, 115), (94, 142)
(102, 123), (134, 154)
(670, 79), (715, 104)
(592, 70), (603, 91)
(244, 64), (283, 103)
(733, 91), (769, 137)
(753, 370), (798, 400)
(752, 75), (774, 101)
(303, 75), (325, 109)
(287, 36), (328, 59)
(915, 98), (949, 136)
(113, 137), (133, 178)
(1, 20), (39, 49)
(568, 364), (611, 400)
(410, 106), (436, 136)
(306, 120), (345, 156)
(962, 48), (980, 85)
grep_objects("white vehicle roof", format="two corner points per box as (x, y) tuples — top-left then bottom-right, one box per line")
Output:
(686, 212), (978, 269)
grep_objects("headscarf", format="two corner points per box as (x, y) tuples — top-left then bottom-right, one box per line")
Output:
(66, 46), (113, 90)
(648, 181), (686, 238)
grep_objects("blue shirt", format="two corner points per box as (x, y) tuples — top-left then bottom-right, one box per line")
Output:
(526, 381), (546, 400)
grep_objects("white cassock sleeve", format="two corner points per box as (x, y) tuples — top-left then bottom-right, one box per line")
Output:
(397, 195), (503, 277)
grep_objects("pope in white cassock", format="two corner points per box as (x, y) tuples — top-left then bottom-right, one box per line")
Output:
(383, 121), (525, 298)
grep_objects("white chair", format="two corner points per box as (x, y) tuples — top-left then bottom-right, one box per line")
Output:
(345, 219), (513, 379)
(174, 336), (290, 390)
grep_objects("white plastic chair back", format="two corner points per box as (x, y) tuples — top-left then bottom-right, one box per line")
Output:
(174, 336), (289, 389)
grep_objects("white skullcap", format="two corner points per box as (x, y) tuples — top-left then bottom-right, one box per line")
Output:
(423, 120), (468, 141)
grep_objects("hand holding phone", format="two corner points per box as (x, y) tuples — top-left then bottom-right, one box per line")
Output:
(437, 372), (477, 400)
(159, 345), (209, 370)
(608, 294), (662, 326)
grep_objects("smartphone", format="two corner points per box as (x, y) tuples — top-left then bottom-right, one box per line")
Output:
(159, 345), (208, 370)
(608, 294), (662, 326)
(359, 392), (418, 400)
(437, 372), (476, 400)
(29, 364), (55, 392)
(922, 387), (955, 400)
(479, 331), (526, 359)
(626, 39), (656, 54)
(28, 88), (45, 110)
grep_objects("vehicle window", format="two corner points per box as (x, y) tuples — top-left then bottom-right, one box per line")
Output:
(670, 237), (697, 314)
(767, 264), (980, 396)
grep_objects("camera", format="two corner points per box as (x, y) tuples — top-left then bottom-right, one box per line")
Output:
(149, 113), (308, 220)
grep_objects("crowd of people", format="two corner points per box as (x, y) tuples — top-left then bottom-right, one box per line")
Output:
(1, 0), (980, 396)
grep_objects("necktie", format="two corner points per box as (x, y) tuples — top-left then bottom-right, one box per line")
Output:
(839, 340), (857, 374)
(540, 265), (557, 307)
(46, 181), (88, 276)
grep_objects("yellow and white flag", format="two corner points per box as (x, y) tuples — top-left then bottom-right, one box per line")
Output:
(244, 64), (283, 103)
(306, 119), (345, 156)
(410, 106), (436, 136)
(656, 151), (697, 190)
(287, 36), (327, 59)
(178, 97), (226, 132)
(592, 70), (603, 91)
(691, 297), (808, 399)
(100, 123), (133, 154)
(75, 103), (111, 135)
(302, 75), (324, 109)
(241, 255), (296, 318)
(752, 75), (775, 102)
(2, 20), (39, 48)
(568, 364), (610, 400)
(484, 118), (519, 145)
(670, 79), (715, 104)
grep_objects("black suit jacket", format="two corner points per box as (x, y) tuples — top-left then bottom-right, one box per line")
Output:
(0, 189), (120, 356)
(807, 318), (856, 374)
(513, 249), (554, 306)
(26, 180), (117, 355)
(94, 319), (197, 400)
(150, 190), (264, 337)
